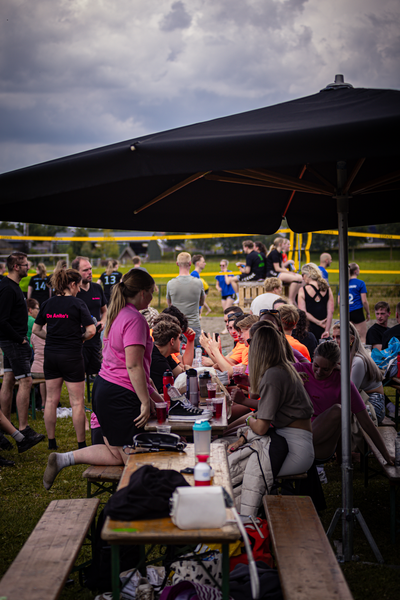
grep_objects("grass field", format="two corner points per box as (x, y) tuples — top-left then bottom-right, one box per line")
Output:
(1, 384), (400, 599)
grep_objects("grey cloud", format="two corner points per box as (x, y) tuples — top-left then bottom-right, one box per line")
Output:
(160, 2), (192, 31)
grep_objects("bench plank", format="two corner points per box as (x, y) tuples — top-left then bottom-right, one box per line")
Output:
(361, 426), (400, 482)
(82, 465), (124, 482)
(263, 496), (353, 600)
(0, 498), (99, 600)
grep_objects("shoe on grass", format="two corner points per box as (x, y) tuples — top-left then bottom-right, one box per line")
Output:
(317, 465), (328, 484)
(17, 432), (45, 454)
(0, 455), (15, 467)
(19, 425), (43, 440)
(0, 431), (13, 451)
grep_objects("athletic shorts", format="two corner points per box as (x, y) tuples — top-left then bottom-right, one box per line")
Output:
(44, 351), (85, 382)
(0, 339), (32, 379)
(221, 294), (235, 300)
(238, 272), (257, 282)
(82, 344), (102, 376)
(92, 375), (144, 446)
(349, 307), (365, 324)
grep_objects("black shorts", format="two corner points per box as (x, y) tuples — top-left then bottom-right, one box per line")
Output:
(0, 339), (32, 379)
(238, 272), (257, 282)
(221, 294), (235, 300)
(82, 344), (102, 376)
(350, 307), (365, 324)
(44, 351), (85, 382)
(92, 375), (144, 447)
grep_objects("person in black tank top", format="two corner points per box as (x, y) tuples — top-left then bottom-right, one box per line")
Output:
(298, 263), (335, 341)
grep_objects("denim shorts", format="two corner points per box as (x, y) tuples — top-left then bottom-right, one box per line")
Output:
(0, 339), (32, 379)
(368, 392), (385, 425)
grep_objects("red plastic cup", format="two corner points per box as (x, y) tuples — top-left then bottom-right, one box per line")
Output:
(213, 397), (223, 419)
(155, 402), (167, 424)
(207, 382), (217, 399)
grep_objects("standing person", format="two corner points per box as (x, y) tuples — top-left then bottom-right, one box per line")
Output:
(298, 263), (334, 341)
(348, 263), (370, 344)
(366, 301), (390, 350)
(266, 238), (303, 304)
(42, 269), (165, 491)
(215, 260), (236, 330)
(0, 252), (43, 443)
(27, 298), (40, 347)
(31, 324), (46, 411)
(132, 256), (148, 272)
(27, 263), (51, 306)
(99, 260), (123, 305)
(190, 254), (211, 316)
(19, 260), (33, 299)
(0, 262), (6, 284)
(32, 269), (96, 449)
(319, 253), (332, 283)
(166, 252), (204, 346)
(71, 256), (107, 377)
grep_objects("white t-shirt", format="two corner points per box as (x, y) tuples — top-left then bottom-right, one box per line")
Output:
(250, 293), (281, 315)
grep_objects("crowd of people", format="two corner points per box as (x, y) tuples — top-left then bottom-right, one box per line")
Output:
(0, 248), (397, 520)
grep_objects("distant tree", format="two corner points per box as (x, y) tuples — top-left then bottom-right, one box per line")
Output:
(376, 223), (400, 260)
(71, 228), (89, 257)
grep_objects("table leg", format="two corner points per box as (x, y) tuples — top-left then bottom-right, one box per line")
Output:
(111, 544), (120, 600)
(221, 543), (230, 600)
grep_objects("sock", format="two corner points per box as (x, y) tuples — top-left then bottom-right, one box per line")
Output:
(48, 438), (58, 450)
(56, 451), (75, 469)
(12, 431), (25, 442)
(78, 440), (87, 449)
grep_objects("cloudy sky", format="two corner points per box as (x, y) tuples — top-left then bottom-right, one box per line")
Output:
(1, 0), (399, 174)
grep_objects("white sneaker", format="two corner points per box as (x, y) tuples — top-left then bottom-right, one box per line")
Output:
(233, 296), (240, 305)
(317, 465), (328, 484)
(136, 578), (154, 600)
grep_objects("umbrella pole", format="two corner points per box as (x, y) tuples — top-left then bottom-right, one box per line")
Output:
(327, 161), (384, 564)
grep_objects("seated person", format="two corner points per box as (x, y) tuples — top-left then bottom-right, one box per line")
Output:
(366, 301), (391, 350)
(279, 304), (311, 361)
(333, 322), (385, 424)
(292, 309), (318, 359)
(232, 240), (267, 283)
(150, 316), (185, 393)
(250, 277), (284, 315)
(293, 342), (394, 470)
(161, 305), (196, 366)
(266, 238), (303, 305)
(201, 308), (244, 368)
(382, 301), (400, 350)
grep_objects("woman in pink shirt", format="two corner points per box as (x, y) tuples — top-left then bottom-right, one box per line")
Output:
(293, 341), (394, 465)
(43, 269), (165, 490)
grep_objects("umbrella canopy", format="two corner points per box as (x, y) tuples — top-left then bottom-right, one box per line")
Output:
(1, 84), (399, 233)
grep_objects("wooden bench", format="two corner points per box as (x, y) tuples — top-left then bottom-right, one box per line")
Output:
(82, 464), (124, 499)
(360, 426), (400, 544)
(238, 281), (267, 311)
(0, 498), (99, 600)
(263, 495), (353, 600)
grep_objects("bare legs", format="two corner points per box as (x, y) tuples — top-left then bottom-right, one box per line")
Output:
(72, 436), (126, 466)
(277, 273), (303, 304)
(0, 408), (19, 436)
(0, 372), (32, 430)
(45, 378), (86, 444)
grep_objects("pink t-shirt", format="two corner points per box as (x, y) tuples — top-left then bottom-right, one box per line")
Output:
(293, 362), (365, 421)
(99, 304), (155, 396)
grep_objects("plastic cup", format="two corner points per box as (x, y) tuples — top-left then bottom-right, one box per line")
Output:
(156, 424), (171, 434)
(207, 382), (217, 399)
(213, 397), (223, 419)
(155, 402), (167, 424)
(232, 365), (244, 384)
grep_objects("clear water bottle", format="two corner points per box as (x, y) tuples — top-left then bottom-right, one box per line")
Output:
(166, 384), (181, 400)
(395, 432), (400, 467)
(195, 346), (202, 362)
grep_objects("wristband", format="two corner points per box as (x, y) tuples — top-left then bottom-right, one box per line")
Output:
(185, 331), (196, 342)
(246, 414), (254, 427)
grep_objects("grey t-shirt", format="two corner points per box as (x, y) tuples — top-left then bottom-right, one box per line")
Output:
(166, 275), (205, 330)
(257, 365), (314, 428)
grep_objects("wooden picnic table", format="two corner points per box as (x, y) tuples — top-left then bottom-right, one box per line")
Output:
(101, 443), (240, 600)
(145, 395), (228, 437)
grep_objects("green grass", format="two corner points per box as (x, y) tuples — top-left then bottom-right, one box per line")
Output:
(1, 384), (400, 598)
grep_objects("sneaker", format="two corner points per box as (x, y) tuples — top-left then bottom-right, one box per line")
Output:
(233, 296), (240, 305)
(17, 431), (45, 453)
(19, 425), (43, 440)
(0, 432), (13, 451)
(386, 402), (396, 418)
(168, 397), (213, 421)
(317, 465), (328, 484)
(0, 455), (15, 467)
(135, 578), (154, 600)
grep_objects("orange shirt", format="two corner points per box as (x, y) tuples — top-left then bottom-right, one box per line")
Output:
(228, 341), (248, 365)
(285, 335), (310, 361)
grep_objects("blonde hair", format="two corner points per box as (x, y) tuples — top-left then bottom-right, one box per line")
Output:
(236, 314), (259, 331)
(249, 320), (295, 363)
(264, 277), (282, 292)
(279, 304), (299, 330)
(301, 262), (328, 292)
(177, 252), (191, 266)
(249, 325), (302, 395)
(267, 237), (284, 255)
(37, 262), (47, 279)
(105, 260), (114, 276)
(105, 268), (154, 336)
(332, 322), (383, 382)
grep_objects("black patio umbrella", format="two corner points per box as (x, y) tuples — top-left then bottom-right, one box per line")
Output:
(1, 75), (400, 562)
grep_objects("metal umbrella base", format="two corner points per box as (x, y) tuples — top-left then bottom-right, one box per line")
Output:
(327, 506), (384, 564)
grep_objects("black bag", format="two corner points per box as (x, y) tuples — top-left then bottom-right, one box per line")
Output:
(131, 431), (187, 452)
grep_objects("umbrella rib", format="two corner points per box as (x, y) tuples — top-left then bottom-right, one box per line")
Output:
(205, 172), (326, 194)
(351, 170), (400, 195)
(282, 165), (307, 217)
(343, 158), (366, 194)
(304, 166), (336, 192)
(133, 171), (211, 214)
(227, 168), (332, 195)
